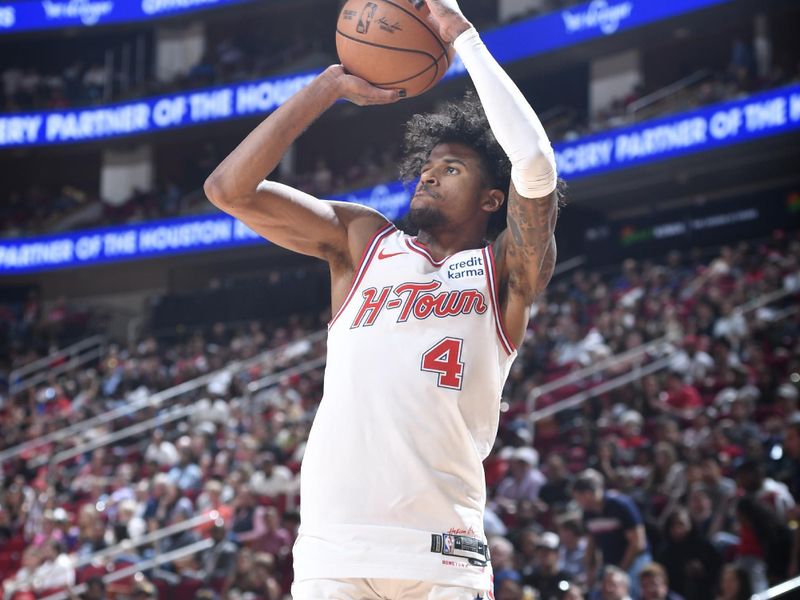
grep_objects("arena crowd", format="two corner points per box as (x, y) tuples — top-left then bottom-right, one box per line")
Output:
(1, 230), (799, 600)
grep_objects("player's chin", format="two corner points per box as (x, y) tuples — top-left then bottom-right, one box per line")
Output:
(408, 205), (446, 229)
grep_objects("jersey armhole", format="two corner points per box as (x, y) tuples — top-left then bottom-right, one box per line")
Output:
(482, 246), (517, 355)
(328, 223), (396, 329)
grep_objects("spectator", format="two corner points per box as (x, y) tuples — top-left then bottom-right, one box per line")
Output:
(539, 454), (574, 512)
(700, 454), (737, 534)
(660, 372), (704, 420)
(572, 469), (650, 596)
(670, 335), (714, 384)
(562, 582), (586, 600)
(524, 531), (572, 600)
(715, 564), (753, 600)
(495, 574), (524, 600)
(79, 576), (107, 600)
(32, 539), (75, 591)
(639, 562), (685, 600)
(195, 520), (239, 584)
(167, 437), (203, 493)
(490, 536), (520, 598)
(496, 447), (547, 508)
(685, 484), (715, 539)
(599, 566), (632, 600)
(144, 429), (179, 467)
(735, 458), (795, 520)
(249, 452), (296, 498)
(557, 515), (587, 585)
(734, 496), (792, 588)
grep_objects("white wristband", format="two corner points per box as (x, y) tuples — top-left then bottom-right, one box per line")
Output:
(453, 27), (557, 198)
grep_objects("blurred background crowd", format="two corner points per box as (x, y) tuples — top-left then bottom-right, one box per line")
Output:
(2, 232), (799, 600)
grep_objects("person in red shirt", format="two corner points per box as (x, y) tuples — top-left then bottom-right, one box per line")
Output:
(662, 371), (704, 420)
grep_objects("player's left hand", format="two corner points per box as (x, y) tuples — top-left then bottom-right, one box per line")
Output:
(423, 0), (472, 44)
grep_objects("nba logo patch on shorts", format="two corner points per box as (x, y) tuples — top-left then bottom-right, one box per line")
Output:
(443, 534), (454, 555)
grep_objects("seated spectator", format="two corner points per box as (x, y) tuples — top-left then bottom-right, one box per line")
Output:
(144, 429), (179, 468)
(490, 536), (520, 598)
(734, 496), (792, 589)
(539, 454), (573, 512)
(735, 457), (795, 520)
(33, 539), (75, 591)
(557, 515), (587, 585)
(524, 531), (572, 600)
(715, 564), (753, 600)
(249, 452), (295, 498)
(599, 566), (633, 600)
(167, 437), (203, 493)
(639, 562), (686, 600)
(80, 576), (107, 600)
(193, 520), (238, 584)
(496, 447), (547, 509)
(700, 454), (737, 534)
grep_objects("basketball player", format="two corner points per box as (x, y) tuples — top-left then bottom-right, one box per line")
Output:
(204, 0), (559, 597)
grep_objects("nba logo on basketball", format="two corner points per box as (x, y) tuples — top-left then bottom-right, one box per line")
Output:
(356, 2), (377, 34)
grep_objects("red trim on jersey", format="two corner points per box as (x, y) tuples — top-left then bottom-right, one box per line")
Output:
(482, 246), (516, 355)
(405, 237), (448, 266)
(328, 223), (396, 329)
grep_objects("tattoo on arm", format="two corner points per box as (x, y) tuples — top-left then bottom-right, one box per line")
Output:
(505, 186), (559, 299)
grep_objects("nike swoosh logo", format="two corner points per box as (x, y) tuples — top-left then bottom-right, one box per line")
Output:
(378, 249), (406, 260)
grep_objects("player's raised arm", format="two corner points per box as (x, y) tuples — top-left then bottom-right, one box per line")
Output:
(425, 0), (559, 347)
(203, 65), (401, 263)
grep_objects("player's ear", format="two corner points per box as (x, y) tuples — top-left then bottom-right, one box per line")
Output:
(482, 188), (505, 214)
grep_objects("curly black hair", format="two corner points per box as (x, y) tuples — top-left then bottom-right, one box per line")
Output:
(399, 91), (511, 237)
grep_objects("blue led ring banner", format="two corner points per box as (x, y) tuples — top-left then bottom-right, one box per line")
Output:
(2, 83), (800, 275)
(0, 72), (321, 147)
(0, 0), (730, 148)
(554, 83), (800, 179)
(447, 0), (730, 75)
(0, 182), (412, 275)
(0, 0), (253, 34)
(2, 84), (800, 275)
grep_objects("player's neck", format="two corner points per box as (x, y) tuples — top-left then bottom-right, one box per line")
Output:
(415, 227), (486, 261)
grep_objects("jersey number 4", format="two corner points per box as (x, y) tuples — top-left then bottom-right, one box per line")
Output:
(421, 337), (464, 390)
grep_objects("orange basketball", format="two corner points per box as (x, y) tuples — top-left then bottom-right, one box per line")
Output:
(336, 0), (456, 98)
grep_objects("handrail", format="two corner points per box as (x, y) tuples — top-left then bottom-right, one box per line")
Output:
(6, 511), (218, 594)
(11, 345), (107, 397)
(627, 68), (713, 116)
(9, 335), (106, 395)
(39, 538), (215, 600)
(10, 335), (105, 380)
(551, 255), (586, 277)
(526, 335), (670, 404)
(526, 282), (793, 427)
(0, 329), (327, 464)
(34, 337), (328, 468)
(36, 404), (198, 468)
(528, 355), (674, 424)
(247, 355), (327, 393)
(752, 576), (800, 600)
(736, 285), (794, 315)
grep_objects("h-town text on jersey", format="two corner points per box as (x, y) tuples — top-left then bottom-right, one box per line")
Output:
(351, 281), (488, 329)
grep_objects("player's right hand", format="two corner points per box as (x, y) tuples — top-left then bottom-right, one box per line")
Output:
(324, 65), (405, 106)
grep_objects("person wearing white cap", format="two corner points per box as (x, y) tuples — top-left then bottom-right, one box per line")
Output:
(524, 531), (573, 600)
(496, 447), (547, 509)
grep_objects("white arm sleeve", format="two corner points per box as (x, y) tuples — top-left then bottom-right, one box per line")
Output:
(453, 27), (557, 198)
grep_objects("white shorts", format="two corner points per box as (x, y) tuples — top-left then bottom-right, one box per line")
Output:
(291, 578), (492, 599)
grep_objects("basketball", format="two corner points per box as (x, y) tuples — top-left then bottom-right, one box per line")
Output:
(336, 0), (456, 97)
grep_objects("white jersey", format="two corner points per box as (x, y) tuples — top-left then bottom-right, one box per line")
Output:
(293, 224), (517, 588)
